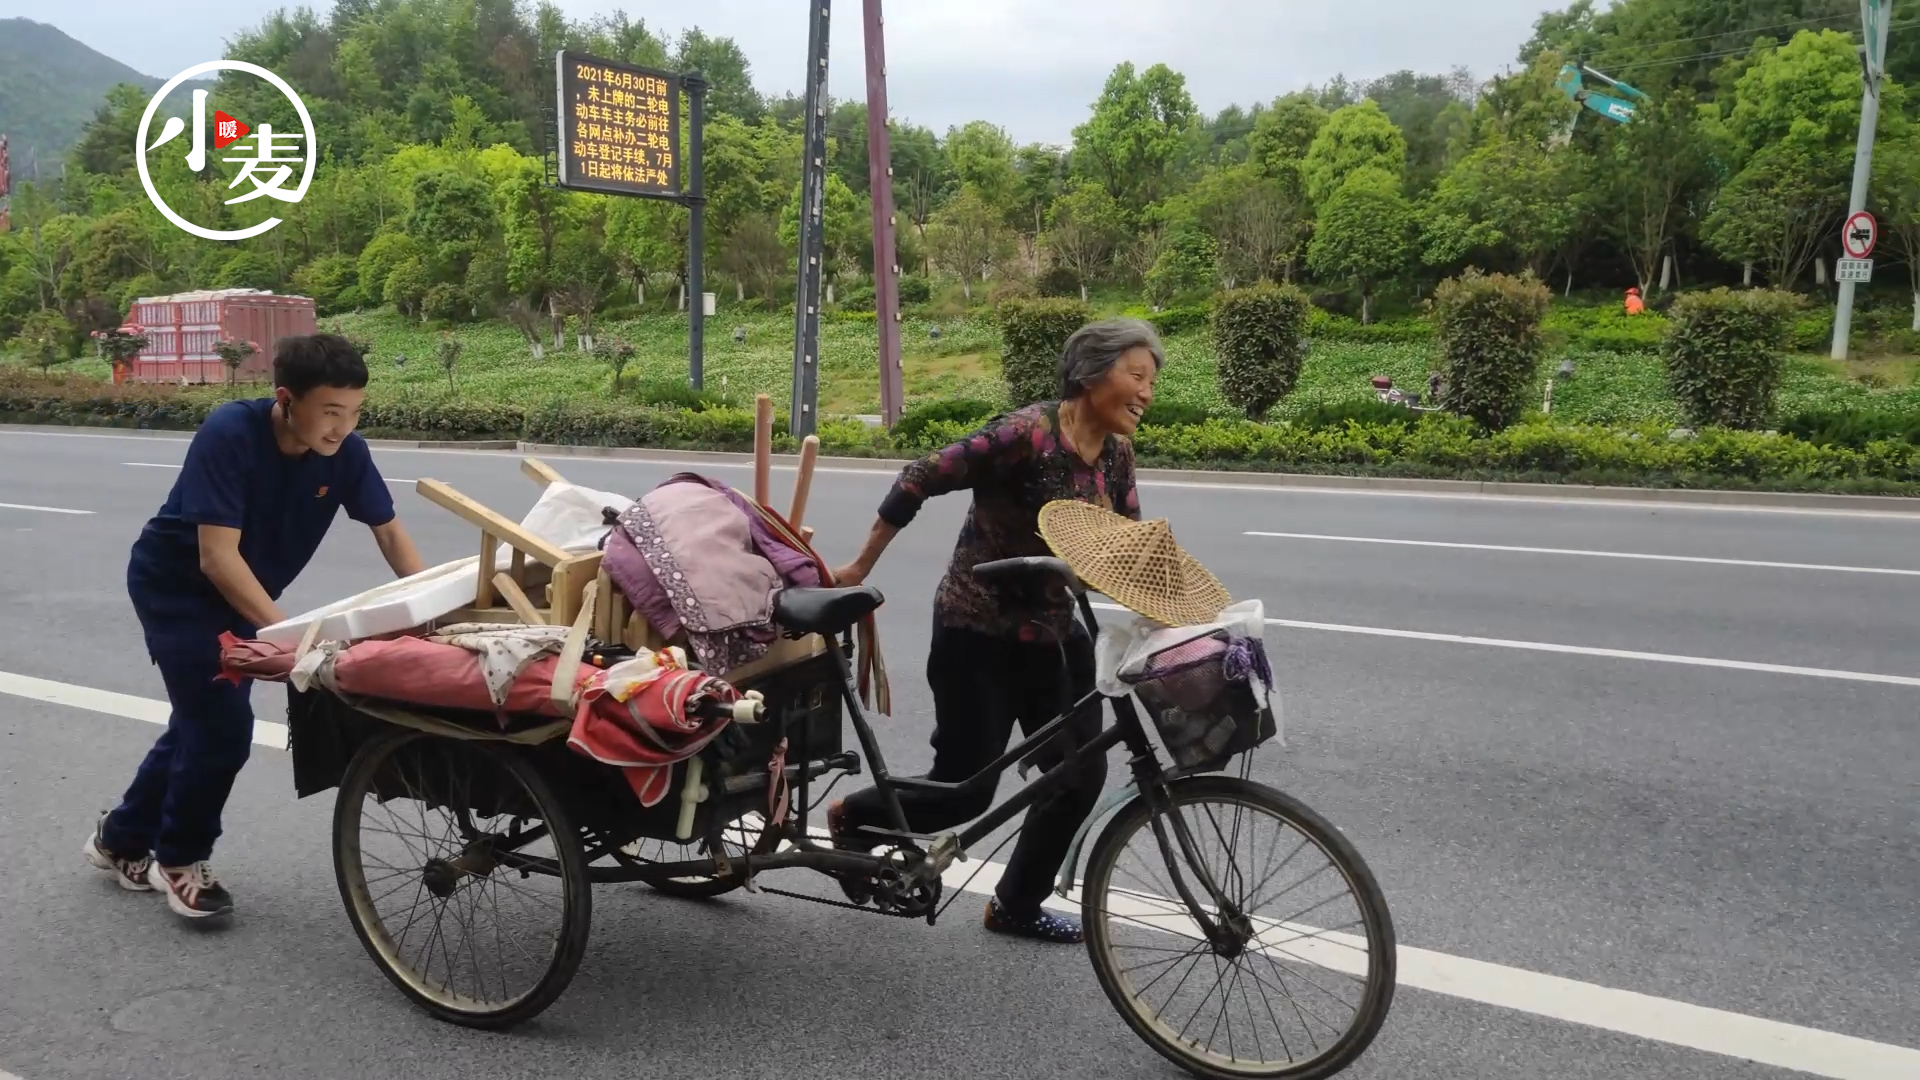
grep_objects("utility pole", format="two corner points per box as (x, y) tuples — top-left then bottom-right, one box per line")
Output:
(1832, 0), (1894, 360)
(863, 0), (904, 428)
(789, 0), (832, 438)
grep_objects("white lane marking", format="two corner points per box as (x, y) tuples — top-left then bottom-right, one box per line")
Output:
(0, 502), (93, 515)
(9, 428), (1917, 519)
(8, 675), (1920, 1077)
(0, 671), (288, 750)
(123, 462), (415, 484)
(1247, 530), (1920, 577)
(1089, 603), (1920, 688)
(924, 859), (1920, 1080)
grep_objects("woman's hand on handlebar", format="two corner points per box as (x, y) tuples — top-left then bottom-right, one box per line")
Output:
(830, 560), (869, 587)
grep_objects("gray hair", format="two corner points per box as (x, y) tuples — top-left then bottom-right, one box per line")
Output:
(1057, 317), (1165, 400)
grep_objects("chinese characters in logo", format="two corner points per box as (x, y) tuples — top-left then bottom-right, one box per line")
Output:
(136, 60), (317, 241)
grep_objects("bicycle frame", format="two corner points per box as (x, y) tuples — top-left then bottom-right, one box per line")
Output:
(777, 582), (1246, 940)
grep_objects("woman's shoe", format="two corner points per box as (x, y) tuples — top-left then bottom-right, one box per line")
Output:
(983, 895), (1084, 944)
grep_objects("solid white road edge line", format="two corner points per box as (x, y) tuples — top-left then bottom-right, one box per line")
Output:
(0, 502), (93, 516)
(0, 672), (289, 750)
(1089, 603), (1920, 688)
(8, 428), (1914, 519)
(1247, 530), (1920, 577)
(7, 672), (1918, 1079)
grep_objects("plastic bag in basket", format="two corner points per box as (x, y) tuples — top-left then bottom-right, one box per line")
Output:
(1094, 599), (1283, 760)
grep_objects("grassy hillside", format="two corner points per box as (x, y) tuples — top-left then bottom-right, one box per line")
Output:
(0, 19), (172, 170)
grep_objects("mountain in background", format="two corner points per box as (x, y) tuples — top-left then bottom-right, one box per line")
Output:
(0, 18), (195, 176)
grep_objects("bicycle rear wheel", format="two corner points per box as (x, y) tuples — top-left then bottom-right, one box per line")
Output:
(332, 728), (592, 1030)
(1082, 775), (1395, 1080)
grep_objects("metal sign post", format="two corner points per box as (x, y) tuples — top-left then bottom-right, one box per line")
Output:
(549, 50), (709, 386)
(790, 1), (832, 438)
(1831, 0), (1893, 361)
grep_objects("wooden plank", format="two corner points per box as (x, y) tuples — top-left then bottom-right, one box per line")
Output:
(789, 434), (819, 529)
(510, 548), (527, 587)
(440, 606), (529, 625)
(549, 578), (598, 713)
(547, 551), (603, 628)
(753, 394), (773, 505)
(416, 478), (570, 567)
(591, 567), (615, 641)
(492, 573), (547, 625)
(476, 531), (497, 608)
(520, 456), (566, 489)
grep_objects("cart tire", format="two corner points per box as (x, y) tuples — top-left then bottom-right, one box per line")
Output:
(1081, 775), (1395, 1080)
(332, 727), (592, 1030)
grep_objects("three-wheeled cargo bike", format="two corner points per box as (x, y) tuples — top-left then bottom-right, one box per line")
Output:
(280, 439), (1397, 1080)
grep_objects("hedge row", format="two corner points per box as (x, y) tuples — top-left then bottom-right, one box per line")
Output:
(3, 370), (1915, 493)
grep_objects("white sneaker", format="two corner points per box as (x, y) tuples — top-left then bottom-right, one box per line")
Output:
(147, 860), (235, 920)
(83, 816), (153, 892)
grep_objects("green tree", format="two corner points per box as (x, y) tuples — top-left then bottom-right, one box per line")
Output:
(1872, 131), (1920, 330)
(1702, 139), (1840, 289)
(672, 28), (764, 122)
(1041, 181), (1126, 300)
(928, 186), (1014, 300)
(1422, 136), (1594, 282)
(1604, 86), (1711, 294)
(1071, 62), (1199, 210)
(1306, 167), (1414, 324)
(1303, 101), (1408, 208)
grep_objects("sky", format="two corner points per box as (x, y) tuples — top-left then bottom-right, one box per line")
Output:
(1, 0), (1558, 144)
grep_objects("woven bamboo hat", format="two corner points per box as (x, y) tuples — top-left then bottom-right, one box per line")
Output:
(1037, 499), (1232, 627)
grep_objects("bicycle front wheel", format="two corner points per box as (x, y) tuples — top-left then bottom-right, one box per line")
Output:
(1082, 775), (1395, 1080)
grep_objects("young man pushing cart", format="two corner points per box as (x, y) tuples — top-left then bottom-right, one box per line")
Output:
(83, 333), (425, 920)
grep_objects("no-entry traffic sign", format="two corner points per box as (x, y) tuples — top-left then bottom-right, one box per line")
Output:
(1843, 210), (1878, 259)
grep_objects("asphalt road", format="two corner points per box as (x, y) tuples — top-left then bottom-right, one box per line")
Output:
(2, 425), (1917, 1080)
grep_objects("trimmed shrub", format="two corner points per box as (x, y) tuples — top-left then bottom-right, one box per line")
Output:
(1148, 303), (1213, 337)
(897, 275), (933, 304)
(1781, 407), (1920, 449)
(994, 297), (1090, 406)
(1307, 309), (1435, 344)
(895, 397), (997, 445)
(1790, 310), (1833, 352)
(1211, 283), (1311, 420)
(1662, 287), (1802, 430)
(1432, 269), (1552, 431)
(1141, 400), (1212, 427)
(293, 255), (361, 316)
(1294, 398), (1422, 430)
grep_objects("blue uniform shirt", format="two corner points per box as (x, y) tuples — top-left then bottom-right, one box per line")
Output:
(127, 398), (395, 658)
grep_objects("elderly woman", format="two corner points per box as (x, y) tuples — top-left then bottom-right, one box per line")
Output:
(828, 317), (1162, 944)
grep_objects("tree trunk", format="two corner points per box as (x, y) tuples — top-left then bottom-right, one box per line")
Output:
(1079, 282), (1089, 302)
(1911, 291), (1919, 331)
(736, 280), (745, 302)
(1564, 266), (1574, 296)
(1361, 290), (1373, 326)
(960, 278), (973, 301)
(637, 281), (645, 305)
(1743, 263), (1754, 287)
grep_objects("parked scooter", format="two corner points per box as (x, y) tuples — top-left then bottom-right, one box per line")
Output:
(1371, 373), (1445, 413)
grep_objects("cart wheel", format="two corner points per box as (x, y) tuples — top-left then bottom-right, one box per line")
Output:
(620, 809), (783, 899)
(1081, 775), (1395, 1080)
(332, 727), (592, 1030)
